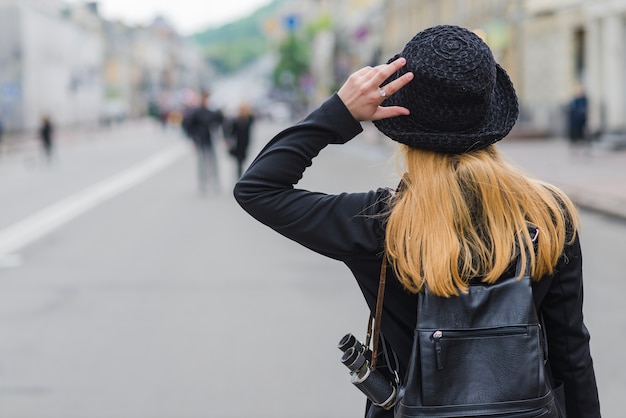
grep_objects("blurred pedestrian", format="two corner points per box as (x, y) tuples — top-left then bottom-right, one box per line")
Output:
(0, 116), (4, 155)
(235, 25), (600, 417)
(39, 115), (54, 163)
(182, 91), (224, 193)
(567, 84), (590, 156)
(226, 102), (255, 178)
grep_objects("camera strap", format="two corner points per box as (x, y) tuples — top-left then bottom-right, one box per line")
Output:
(367, 256), (387, 370)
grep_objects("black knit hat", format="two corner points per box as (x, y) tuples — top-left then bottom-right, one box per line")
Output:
(373, 25), (519, 153)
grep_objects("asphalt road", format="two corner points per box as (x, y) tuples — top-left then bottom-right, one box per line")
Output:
(0, 119), (623, 417)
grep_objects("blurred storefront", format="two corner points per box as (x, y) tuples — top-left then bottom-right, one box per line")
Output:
(102, 16), (208, 123)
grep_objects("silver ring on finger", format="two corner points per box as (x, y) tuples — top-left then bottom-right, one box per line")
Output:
(379, 88), (387, 97)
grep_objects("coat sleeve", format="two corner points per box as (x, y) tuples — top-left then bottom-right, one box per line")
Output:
(233, 94), (389, 261)
(540, 234), (601, 418)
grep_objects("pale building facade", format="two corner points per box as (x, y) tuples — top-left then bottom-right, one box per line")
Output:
(580, 1), (626, 141)
(379, 0), (626, 140)
(516, 0), (626, 140)
(0, 0), (104, 131)
(0, 0), (207, 132)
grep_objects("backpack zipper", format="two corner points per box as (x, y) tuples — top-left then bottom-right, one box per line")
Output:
(431, 326), (529, 370)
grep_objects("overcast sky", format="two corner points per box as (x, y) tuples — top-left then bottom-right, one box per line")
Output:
(69, 0), (273, 35)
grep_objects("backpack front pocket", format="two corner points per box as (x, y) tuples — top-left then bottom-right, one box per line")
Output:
(418, 324), (543, 406)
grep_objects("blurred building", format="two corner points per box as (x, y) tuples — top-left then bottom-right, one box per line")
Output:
(0, 0), (104, 132)
(0, 0), (208, 133)
(380, 0), (626, 142)
(102, 16), (208, 123)
(524, 0), (626, 145)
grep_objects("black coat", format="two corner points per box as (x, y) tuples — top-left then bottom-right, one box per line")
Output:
(40, 120), (53, 144)
(567, 95), (588, 141)
(226, 115), (254, 161)
(234, 95), (601, 418)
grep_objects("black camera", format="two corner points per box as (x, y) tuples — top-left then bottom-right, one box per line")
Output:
(338, 333), (397, 410)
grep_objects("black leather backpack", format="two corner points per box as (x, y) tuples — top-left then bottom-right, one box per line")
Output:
(362, 236), (566, 418)
(394, 255), (565, 417)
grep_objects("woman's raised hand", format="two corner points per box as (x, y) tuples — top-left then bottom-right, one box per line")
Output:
(337, 57), (414, 122)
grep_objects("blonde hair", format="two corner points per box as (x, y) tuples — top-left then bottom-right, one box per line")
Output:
(385, 144), (579, 297)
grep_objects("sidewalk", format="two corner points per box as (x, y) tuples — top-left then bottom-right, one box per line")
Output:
(498, 138), (626, 220)
(0, 119), (161, 156)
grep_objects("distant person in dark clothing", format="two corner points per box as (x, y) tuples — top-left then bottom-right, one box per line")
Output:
(567, 85), (590, 154)
(0, 117), (4, 155)
(182, 91), (224, 193)
(39, 115), (54, 163)
(227, 102), (255, 178)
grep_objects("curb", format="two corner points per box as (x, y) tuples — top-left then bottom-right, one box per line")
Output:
(561, 186), (626, 221)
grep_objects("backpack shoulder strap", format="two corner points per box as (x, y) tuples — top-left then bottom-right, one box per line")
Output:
(368, 256), (387, 370)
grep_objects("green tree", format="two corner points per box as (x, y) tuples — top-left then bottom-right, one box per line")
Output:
(271, 13), (332, 105)
(191, 0), (284, 75)
(272, 33), (309, 90)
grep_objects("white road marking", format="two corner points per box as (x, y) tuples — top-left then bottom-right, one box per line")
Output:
(0, 142), (189, 258)
(0, 254), (22, 268)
